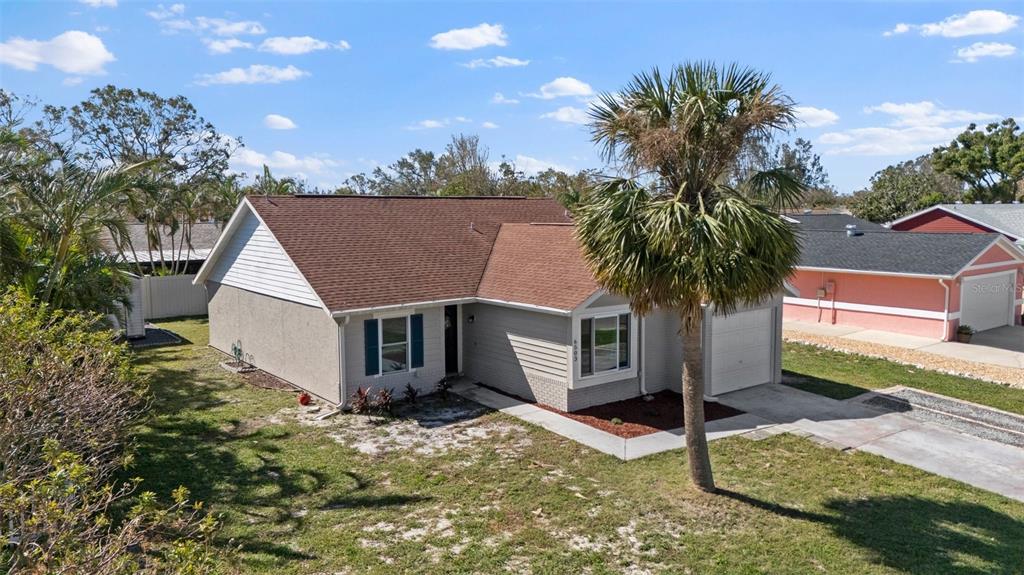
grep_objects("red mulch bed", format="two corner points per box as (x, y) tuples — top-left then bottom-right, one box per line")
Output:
(537, 391), (744, 438)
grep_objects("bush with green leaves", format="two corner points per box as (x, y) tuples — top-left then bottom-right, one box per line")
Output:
(0, 291), (221, 573)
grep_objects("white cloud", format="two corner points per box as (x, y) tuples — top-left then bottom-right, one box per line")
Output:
(146, 3), (184, 20)
(63, 76), (84, 86)
(953, 41), (1017, 62)
(196, 64), (309, 85)
(818, 101), (1000, 156)
(0, 30), (115, 75)
(794, 106), (840, 128)
(529, 76), (593, 99)
(461, 55), (529, 69)
(259, 36), (350, 55)
(407, 119), (447, 130)
(863, 101), (998, 127)
(204, 38), (252, 54)
(504, 154), (572, 175)
(885, 10), (1020, 38)
(79, 0), (116, 7)
(540, 106), (589, 125)
(481, 121), (499, 129)
(233, 148), (340, 178)
(883, 23), (911, 37)
(491, 92), (519, 105)
(156, 15), (265, 36)
(430, 23), (507, 50)
(454, 116), (471, 123)
(264, 114), (297, 130)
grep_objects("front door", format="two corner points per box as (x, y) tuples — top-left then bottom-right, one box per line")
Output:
(444, 304), (459, 374)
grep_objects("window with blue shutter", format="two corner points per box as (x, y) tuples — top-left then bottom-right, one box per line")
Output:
(410, 314), (424, 368)
(363, 319), (379, 376)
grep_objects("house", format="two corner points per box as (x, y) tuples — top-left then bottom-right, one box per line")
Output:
(784, 214), (1024, 340)
(891, 203), (1024, 249)
(101, 222), (223, 274)
(194, 195), (785, 411)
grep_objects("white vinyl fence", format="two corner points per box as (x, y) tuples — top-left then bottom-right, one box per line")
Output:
(140, 274), (208, 319)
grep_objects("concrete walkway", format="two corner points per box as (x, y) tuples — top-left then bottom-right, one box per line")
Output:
(450, 381), (775, 461)
(717, 383), (1024, 502)
(453, 380), (1024, 502)
(784, 320), (1024, 369)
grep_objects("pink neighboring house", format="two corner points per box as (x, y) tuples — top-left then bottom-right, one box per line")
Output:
(784, 214), (1024, 341)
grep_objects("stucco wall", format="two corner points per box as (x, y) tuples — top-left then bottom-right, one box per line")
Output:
(892, 210), (995, 235)
(462, 303), (572, 408)
(343, 306), (447, 401)
(207, 282), (341, 403)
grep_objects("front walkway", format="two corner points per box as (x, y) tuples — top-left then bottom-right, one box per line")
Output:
(450, 381), (775, 461)
(784, 320), (1024, 385)
(454, 380), (1024, 502)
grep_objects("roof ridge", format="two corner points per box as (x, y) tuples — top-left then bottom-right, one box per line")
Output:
(275, 194), (554, 200)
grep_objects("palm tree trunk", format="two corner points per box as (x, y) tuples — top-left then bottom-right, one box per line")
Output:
(681, 310), (715, 492)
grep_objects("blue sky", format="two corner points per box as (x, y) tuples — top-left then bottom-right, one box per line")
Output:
(1, 1), (1022, 193)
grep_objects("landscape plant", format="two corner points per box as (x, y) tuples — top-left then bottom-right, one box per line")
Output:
(577, 62), (803, 491)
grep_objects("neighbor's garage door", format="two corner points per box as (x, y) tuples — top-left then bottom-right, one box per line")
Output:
(708, 307), (774, 396)
(960, 272), (1015, 332)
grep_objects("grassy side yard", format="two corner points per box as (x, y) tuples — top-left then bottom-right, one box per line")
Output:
(782, 341), (1024, 416)
(130, 318), (1024, 574)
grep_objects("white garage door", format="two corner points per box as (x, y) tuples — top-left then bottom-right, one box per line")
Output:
(960, 273), (1014, 333)
(708, 307), (774, 396)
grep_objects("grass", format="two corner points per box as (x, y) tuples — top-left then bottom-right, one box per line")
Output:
(783, 342), (1024, 416)
(129, 318), (1024, 574)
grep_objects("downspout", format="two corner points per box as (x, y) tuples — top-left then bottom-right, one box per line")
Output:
(337, 315), (349, 408)
(639, 315), (647, 395)
(938, 279), (950, 341)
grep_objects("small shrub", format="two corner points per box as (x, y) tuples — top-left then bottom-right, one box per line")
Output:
(611, 417), (624, 426)
(435, 377), (453, 401)
(403, 383), (420, 404)
(373, 388), (394, 416)
(957, 324), (975, 335)
(351, 386), (372, 414)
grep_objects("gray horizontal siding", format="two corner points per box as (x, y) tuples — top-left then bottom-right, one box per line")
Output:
(463, 303), (570, 405)
(208, 209), (321, 308)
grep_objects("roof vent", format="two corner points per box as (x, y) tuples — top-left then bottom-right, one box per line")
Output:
(1014, 200), (1021, 204)
(955, 200), (963, 204)
(975, 201), (983, 204)
(802, 209), (812, 214)
(995, 200), (1002, 204)
(845, 224), (863, 237)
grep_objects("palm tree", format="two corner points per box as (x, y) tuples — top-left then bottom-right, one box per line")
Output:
(576, 63), (803, 492)
(13, 147), (153, 311)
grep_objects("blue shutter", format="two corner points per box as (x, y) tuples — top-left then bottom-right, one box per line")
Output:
(364, 319), (379, 376)
(410, 314), (424, 368)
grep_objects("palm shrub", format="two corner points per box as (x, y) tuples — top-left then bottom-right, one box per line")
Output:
(577, 63), (803, 491)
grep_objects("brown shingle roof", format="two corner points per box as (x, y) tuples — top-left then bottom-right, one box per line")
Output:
(477, 223), (599, 310)
(246, 195), (573, 312)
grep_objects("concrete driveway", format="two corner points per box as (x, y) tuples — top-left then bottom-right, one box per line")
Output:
(718, 383), (1024, 502)
(784, 320), (1024, 370)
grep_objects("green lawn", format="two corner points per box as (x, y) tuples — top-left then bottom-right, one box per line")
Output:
(783, 342), (1024, 416)
(130, 318), (1024, 574)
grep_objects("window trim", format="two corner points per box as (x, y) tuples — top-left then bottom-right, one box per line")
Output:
(374, 314), (411, 377)
(571, 304), (638, 389)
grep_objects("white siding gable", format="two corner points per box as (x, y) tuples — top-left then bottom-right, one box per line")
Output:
(208, 209), (321, 308)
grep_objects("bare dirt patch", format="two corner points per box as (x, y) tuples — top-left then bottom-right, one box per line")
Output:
(274, 396), (532, 457)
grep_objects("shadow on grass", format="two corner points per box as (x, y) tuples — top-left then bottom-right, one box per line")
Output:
(127, 348), (426, 568)
(782, 370), (869, 401)
(720, 489), (1024, 574)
